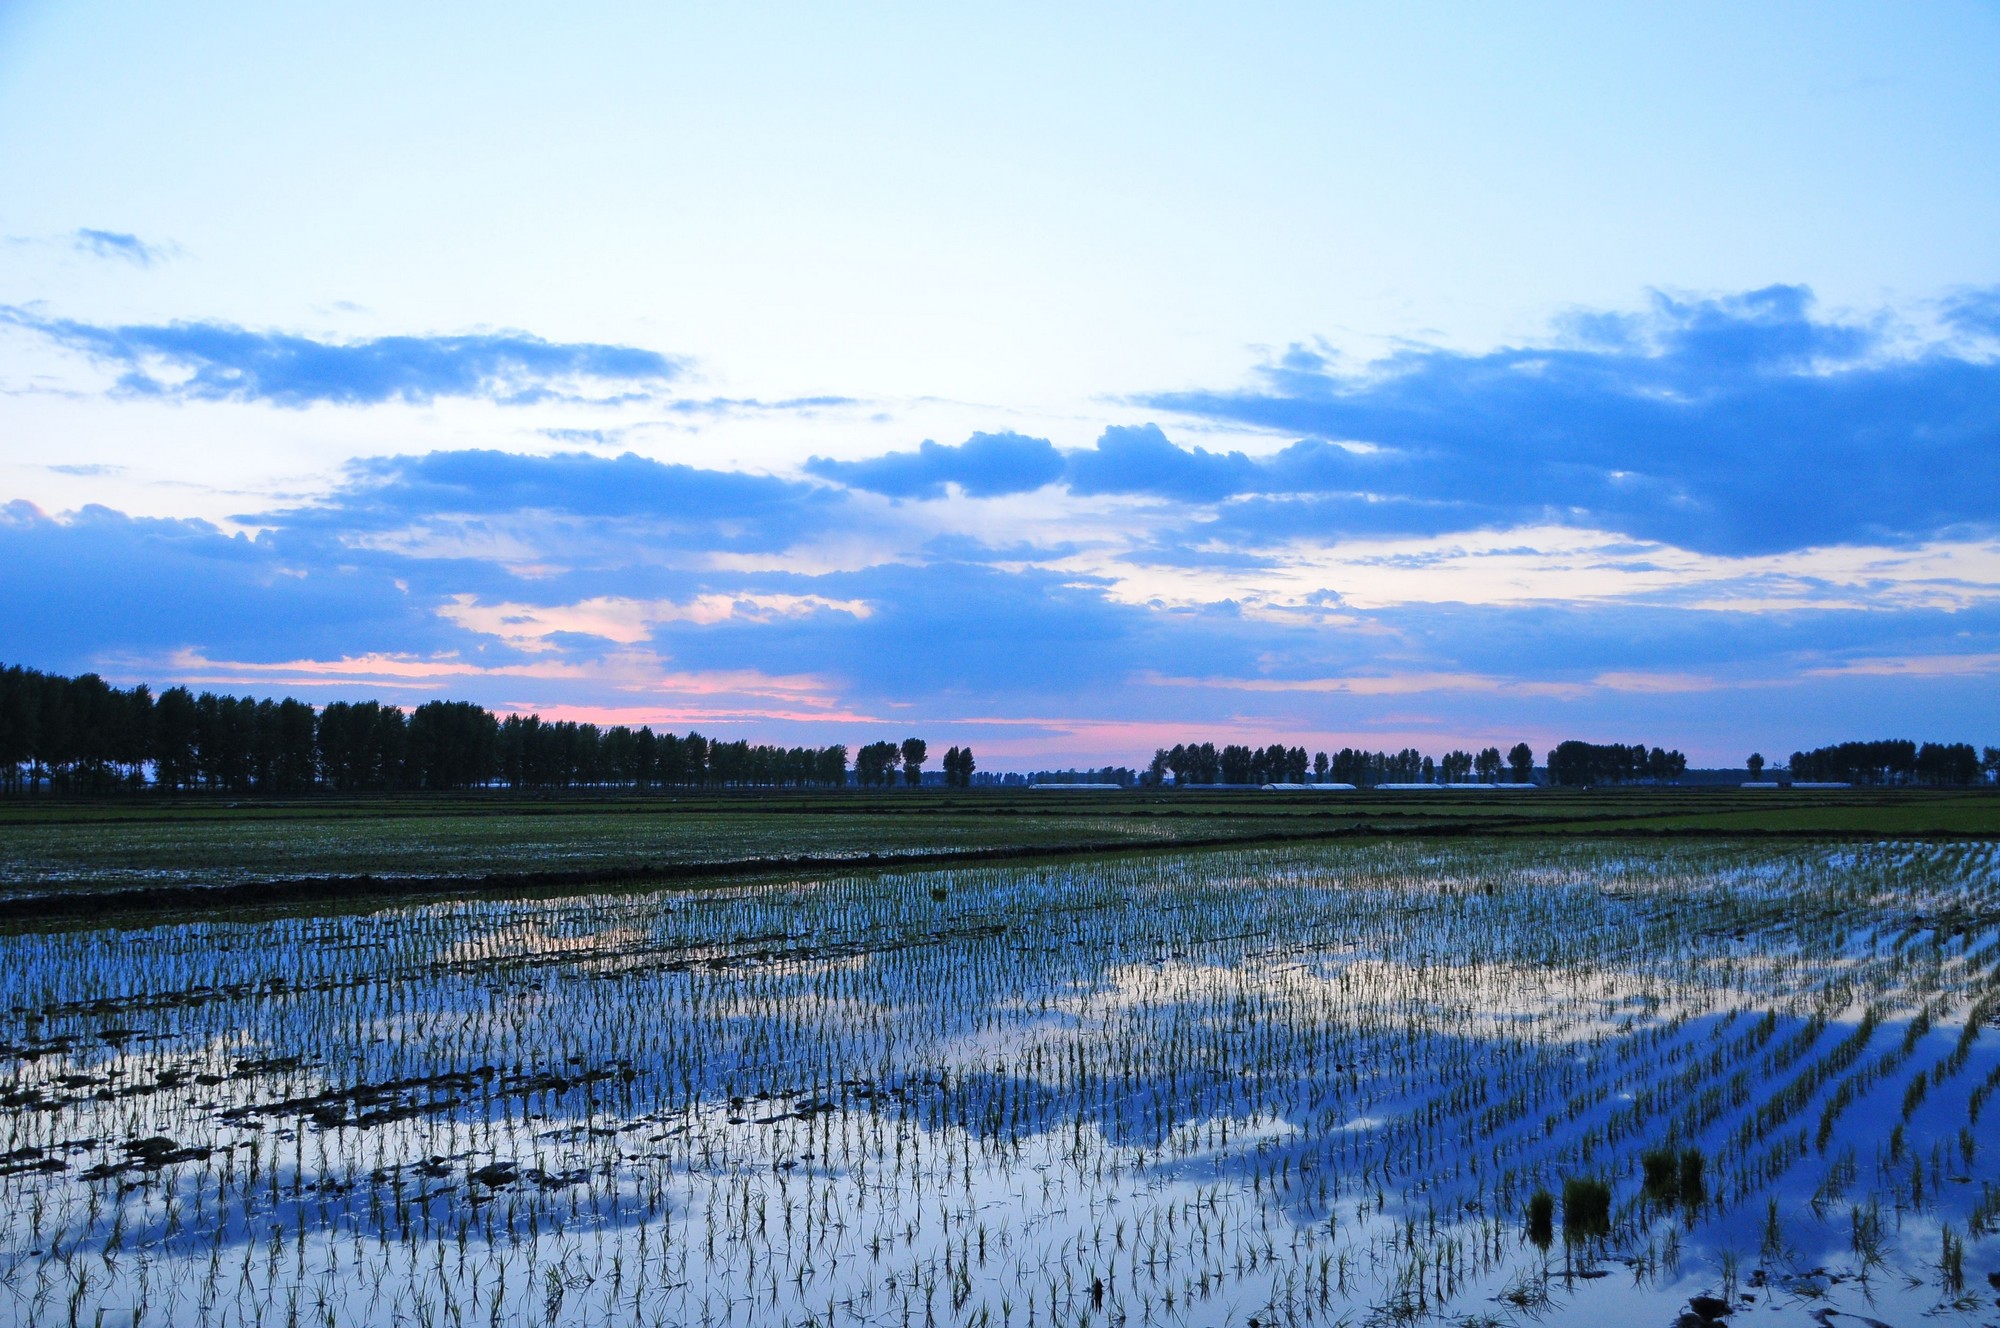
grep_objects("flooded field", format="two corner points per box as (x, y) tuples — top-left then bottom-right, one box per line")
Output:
(1, 839), (1997, 1327)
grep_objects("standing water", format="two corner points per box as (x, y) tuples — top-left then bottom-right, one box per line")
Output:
(1, 839), (1997, 1326)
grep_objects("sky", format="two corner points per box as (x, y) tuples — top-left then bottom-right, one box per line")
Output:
(2, 1), (1998, 767)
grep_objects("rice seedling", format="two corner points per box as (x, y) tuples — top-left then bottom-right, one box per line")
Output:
(1939, 1222), (1965, 1293)
(0, 837), (1993, 1325)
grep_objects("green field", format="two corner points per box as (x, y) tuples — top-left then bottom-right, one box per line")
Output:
(2, 786), (1995, 916)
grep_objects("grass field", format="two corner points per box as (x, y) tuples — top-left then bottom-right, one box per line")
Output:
(0, 837), (1996, 1326)
(0, 787), (1995, 913)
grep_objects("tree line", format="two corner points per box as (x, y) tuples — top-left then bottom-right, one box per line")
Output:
(1787, 739), (1996, 786)
(1026, 766), (1141, 787)
(1144, 742), (1547, 786)
(0, 664), (967, 795)
(1543, 741), (1689, 788)
(6, 661), (1993, 795)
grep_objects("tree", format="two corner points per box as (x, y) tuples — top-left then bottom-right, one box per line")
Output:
(631, 727), (657, 788)
(941, 745), (976, 788)
(1220, 744), (1252, 784)
(152, 686), (199, 790)
(407, 700), (498, 790)
(264, 697), (319, 792)
(900, 737), (927, 787)
(1507, 742), (1534, 784)
(1313, 751), (1330, 783)
(1915, 742), (1979, 786)
(1472, 746), (1501, 783)
(856, 741), (899, 787)
(1747, 753), (1765, 780)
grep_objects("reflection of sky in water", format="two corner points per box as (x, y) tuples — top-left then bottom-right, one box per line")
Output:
(0, 839), (1995, 1326)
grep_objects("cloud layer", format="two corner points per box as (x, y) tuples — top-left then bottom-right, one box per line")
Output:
(3, 311), (684, 406)
(792, 288), (2000, 559)
(1146, 286), (2000, 556)
(6, 286), (1999, 761)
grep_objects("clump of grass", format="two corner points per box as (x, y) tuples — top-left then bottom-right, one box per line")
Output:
(1940, 1224), (1965, 1293)
(1526, 1189), (1554, 1250)
(1759, 1198), (1784, 1259)
(1640, 1146), (1705, 1211)
(1677, 1148), (1706, 1210)
(1640, 1148), (1677, 1201)
(1561, 1178), (1611, 1244)
(1851, 1198), (1886, 1272)
(1968, 1182), (2000, 1236)
(1901, 1069), (1930, 1121)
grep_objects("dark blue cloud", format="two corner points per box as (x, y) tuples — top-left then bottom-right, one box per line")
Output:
(1064, 424), (1259, 503)
(72, 229), (163, 266)
(348, 450), (807, 519)
(1141, 285), (2000, 555)
(805, 432), (1065, 499)
(0, 500), (448, 666)
(2, 310), (683, 406)
(273, 450), (839, 555)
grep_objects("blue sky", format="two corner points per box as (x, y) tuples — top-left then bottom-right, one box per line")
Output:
(2, 2), (1998, 766)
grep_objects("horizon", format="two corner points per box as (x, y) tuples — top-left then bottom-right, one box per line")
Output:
(4, 3), (1999, 767)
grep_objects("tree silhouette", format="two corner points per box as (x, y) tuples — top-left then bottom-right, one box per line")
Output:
(856, 741), (899, 787)
(941, 745), (976, 787)
(1507, 742), (1534, 783)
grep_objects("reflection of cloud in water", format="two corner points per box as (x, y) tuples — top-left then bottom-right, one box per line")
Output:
(0, 839), (1995, 1326)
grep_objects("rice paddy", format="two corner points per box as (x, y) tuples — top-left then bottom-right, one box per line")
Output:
(2, 838), (1998, 1326)
(5, 787), (1994, 904)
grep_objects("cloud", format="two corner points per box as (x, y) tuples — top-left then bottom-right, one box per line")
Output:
(0, 499), (448, 666)
(152, 649), (861, 721)
(330, 449), (813, 521)
(664, 394), (860, 416)
(72, 229), (165, 266)
(806, 431), (1065, 499)
(1, 310), (684, 406)
(8, 284), (2000, 761)
(7, 468), (2000, 763)
(1065, 424), (1260, 503)
(1138, 285), (2000, 555)
(272, 449), (842, 558)
(1943, 287), (2000, 341)
(438, 590), (872, 650)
